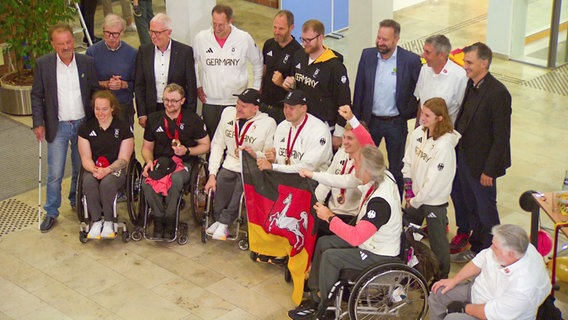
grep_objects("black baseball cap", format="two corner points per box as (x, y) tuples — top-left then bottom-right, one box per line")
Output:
(233, 88), (261, 105)
(149, 156), (176, 180)
(280, 90), (307, 106)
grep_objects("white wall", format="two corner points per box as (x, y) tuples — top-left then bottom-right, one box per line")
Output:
(166, 0), (215, 46)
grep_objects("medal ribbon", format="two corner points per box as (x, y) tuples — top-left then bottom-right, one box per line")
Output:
(286, 115), (309, 162)
(163, 111), (182, 142)
(359, 183), (378, 212)
(234, 119), (255, 150)
(339, 158), (355, 201)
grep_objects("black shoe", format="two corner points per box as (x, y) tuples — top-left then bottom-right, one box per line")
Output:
(153, 217), (164, 238)
(132, 4), (142, 17)
(163, 217), (176, 240)
(288, 301), (319, 320)
(40, 216), (56, 233)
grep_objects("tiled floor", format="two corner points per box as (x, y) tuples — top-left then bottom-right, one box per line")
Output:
(1, 0), (567, 319)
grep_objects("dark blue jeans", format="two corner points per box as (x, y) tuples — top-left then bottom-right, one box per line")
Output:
(368, 116), (407, 198)
(452, 150), (500, 253)
(45, 119), (84, 217)
(134, 0), (153, 46)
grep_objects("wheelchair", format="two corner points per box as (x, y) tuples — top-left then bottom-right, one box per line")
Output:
(76, 154), (141, 243)
(128, 156), (208, 245)
(320, 225), (432, 319)
(198, 190), (249, 250)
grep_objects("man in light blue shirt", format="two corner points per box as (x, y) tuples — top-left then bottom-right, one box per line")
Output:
(353, 19), (421, 196)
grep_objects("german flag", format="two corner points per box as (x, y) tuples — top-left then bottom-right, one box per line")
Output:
(241, 151), (318, 305)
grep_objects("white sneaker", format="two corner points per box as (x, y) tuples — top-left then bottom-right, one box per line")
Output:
(212, 223), (229, 240)
(126, 23), (137, 32)
(87, 220), (103, 239)
(206, 221), (220, 236)
(101, 221), (116, 239)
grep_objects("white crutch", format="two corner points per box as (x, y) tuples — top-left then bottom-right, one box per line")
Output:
(38, 140), (42, 230)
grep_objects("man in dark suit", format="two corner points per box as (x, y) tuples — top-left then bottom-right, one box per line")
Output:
(31, 23), (98, 232)
(353, 19), (421, 196)
(450, 42), (512, 263)
(134, 13), (197, 128)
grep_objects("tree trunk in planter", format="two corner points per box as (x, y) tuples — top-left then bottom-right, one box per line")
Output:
(0, 72), (32, 116)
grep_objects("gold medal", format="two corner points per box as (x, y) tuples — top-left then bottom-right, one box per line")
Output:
(337, 193), (345, 204)
(285, 157), (290, 165)
(171, 139), (180, 147)
(234, 148), (239, 158)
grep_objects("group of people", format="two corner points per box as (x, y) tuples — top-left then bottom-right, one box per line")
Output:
(30, 3), (552, 319)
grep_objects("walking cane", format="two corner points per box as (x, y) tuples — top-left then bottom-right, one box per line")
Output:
(38, 140), (42, 230)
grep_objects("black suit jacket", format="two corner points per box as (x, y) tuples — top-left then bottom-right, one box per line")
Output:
(353, 46), (421, 123)
(455, 73), (512, 179)
(134, 40), (197, 116)
(31, 52), (98, 143)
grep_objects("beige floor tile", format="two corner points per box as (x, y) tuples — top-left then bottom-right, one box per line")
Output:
(31, 281), (116, 319)
(0, 278), (47, 319)
(206, 277), (283, 318)
(19, 306), (74, 320)
(90, 280), (190, 319)
(153, 278), (235, 319)
(215, 308), (258, 320)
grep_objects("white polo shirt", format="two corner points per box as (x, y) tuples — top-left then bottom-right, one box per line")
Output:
(414, 59), (467, 124)
(471, 245), (551, 320)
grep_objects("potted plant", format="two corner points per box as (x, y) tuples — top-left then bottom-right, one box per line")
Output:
(0, 0), (75, 115)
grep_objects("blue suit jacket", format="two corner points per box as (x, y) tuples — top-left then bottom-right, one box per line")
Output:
(352, 46), (421, 123)
(31, 52), (98, 143)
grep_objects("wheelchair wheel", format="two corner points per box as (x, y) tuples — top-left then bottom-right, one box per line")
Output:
(348, 263), (429, 320)
(131, 229), (143, 241)
(126, 160), (143, 225)
(238, 238), (249, 251)
(76, 168), (87, 223)
(189, 158), (208, 225)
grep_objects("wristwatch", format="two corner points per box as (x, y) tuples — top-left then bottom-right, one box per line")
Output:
(327, 215), (335, 223)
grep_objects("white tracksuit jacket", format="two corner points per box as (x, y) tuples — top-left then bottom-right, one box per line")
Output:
(193, 25), (263, 105)
(208, 108), (276, 175)
(402, 126), (461, 208)
(314, 148), (361, 216)
(272, 114), (332, 173)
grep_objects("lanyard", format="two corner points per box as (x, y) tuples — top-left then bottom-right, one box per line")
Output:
(337, 158), (355, 204)
(163, 112), (182, 142)
(359, 183), (378, 212)
(234, 119), (254, 148)
(286, 115), (308, 164)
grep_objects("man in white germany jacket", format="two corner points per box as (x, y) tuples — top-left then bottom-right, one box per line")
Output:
(205, 88), (276, 240)
(257, 90), (332, 174)
(193, 4), (263, 139)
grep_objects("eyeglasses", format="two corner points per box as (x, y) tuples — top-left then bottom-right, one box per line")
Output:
(103, 30), (122, 37)
(300, 34), (320, 43)
(163, 98), (183, 104)
(149, 29), (169, 36)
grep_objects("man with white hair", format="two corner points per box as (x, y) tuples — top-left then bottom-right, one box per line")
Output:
(428, 224), (551, 320)
(87, 14), (137, 127)
(135, 13), (198, 128)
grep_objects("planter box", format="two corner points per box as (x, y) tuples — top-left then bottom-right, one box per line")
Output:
(0, 73), (32, 116)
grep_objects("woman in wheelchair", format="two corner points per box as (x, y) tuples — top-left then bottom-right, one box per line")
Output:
(289, 145), (403, 320)
(78, 90), (134, 239)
